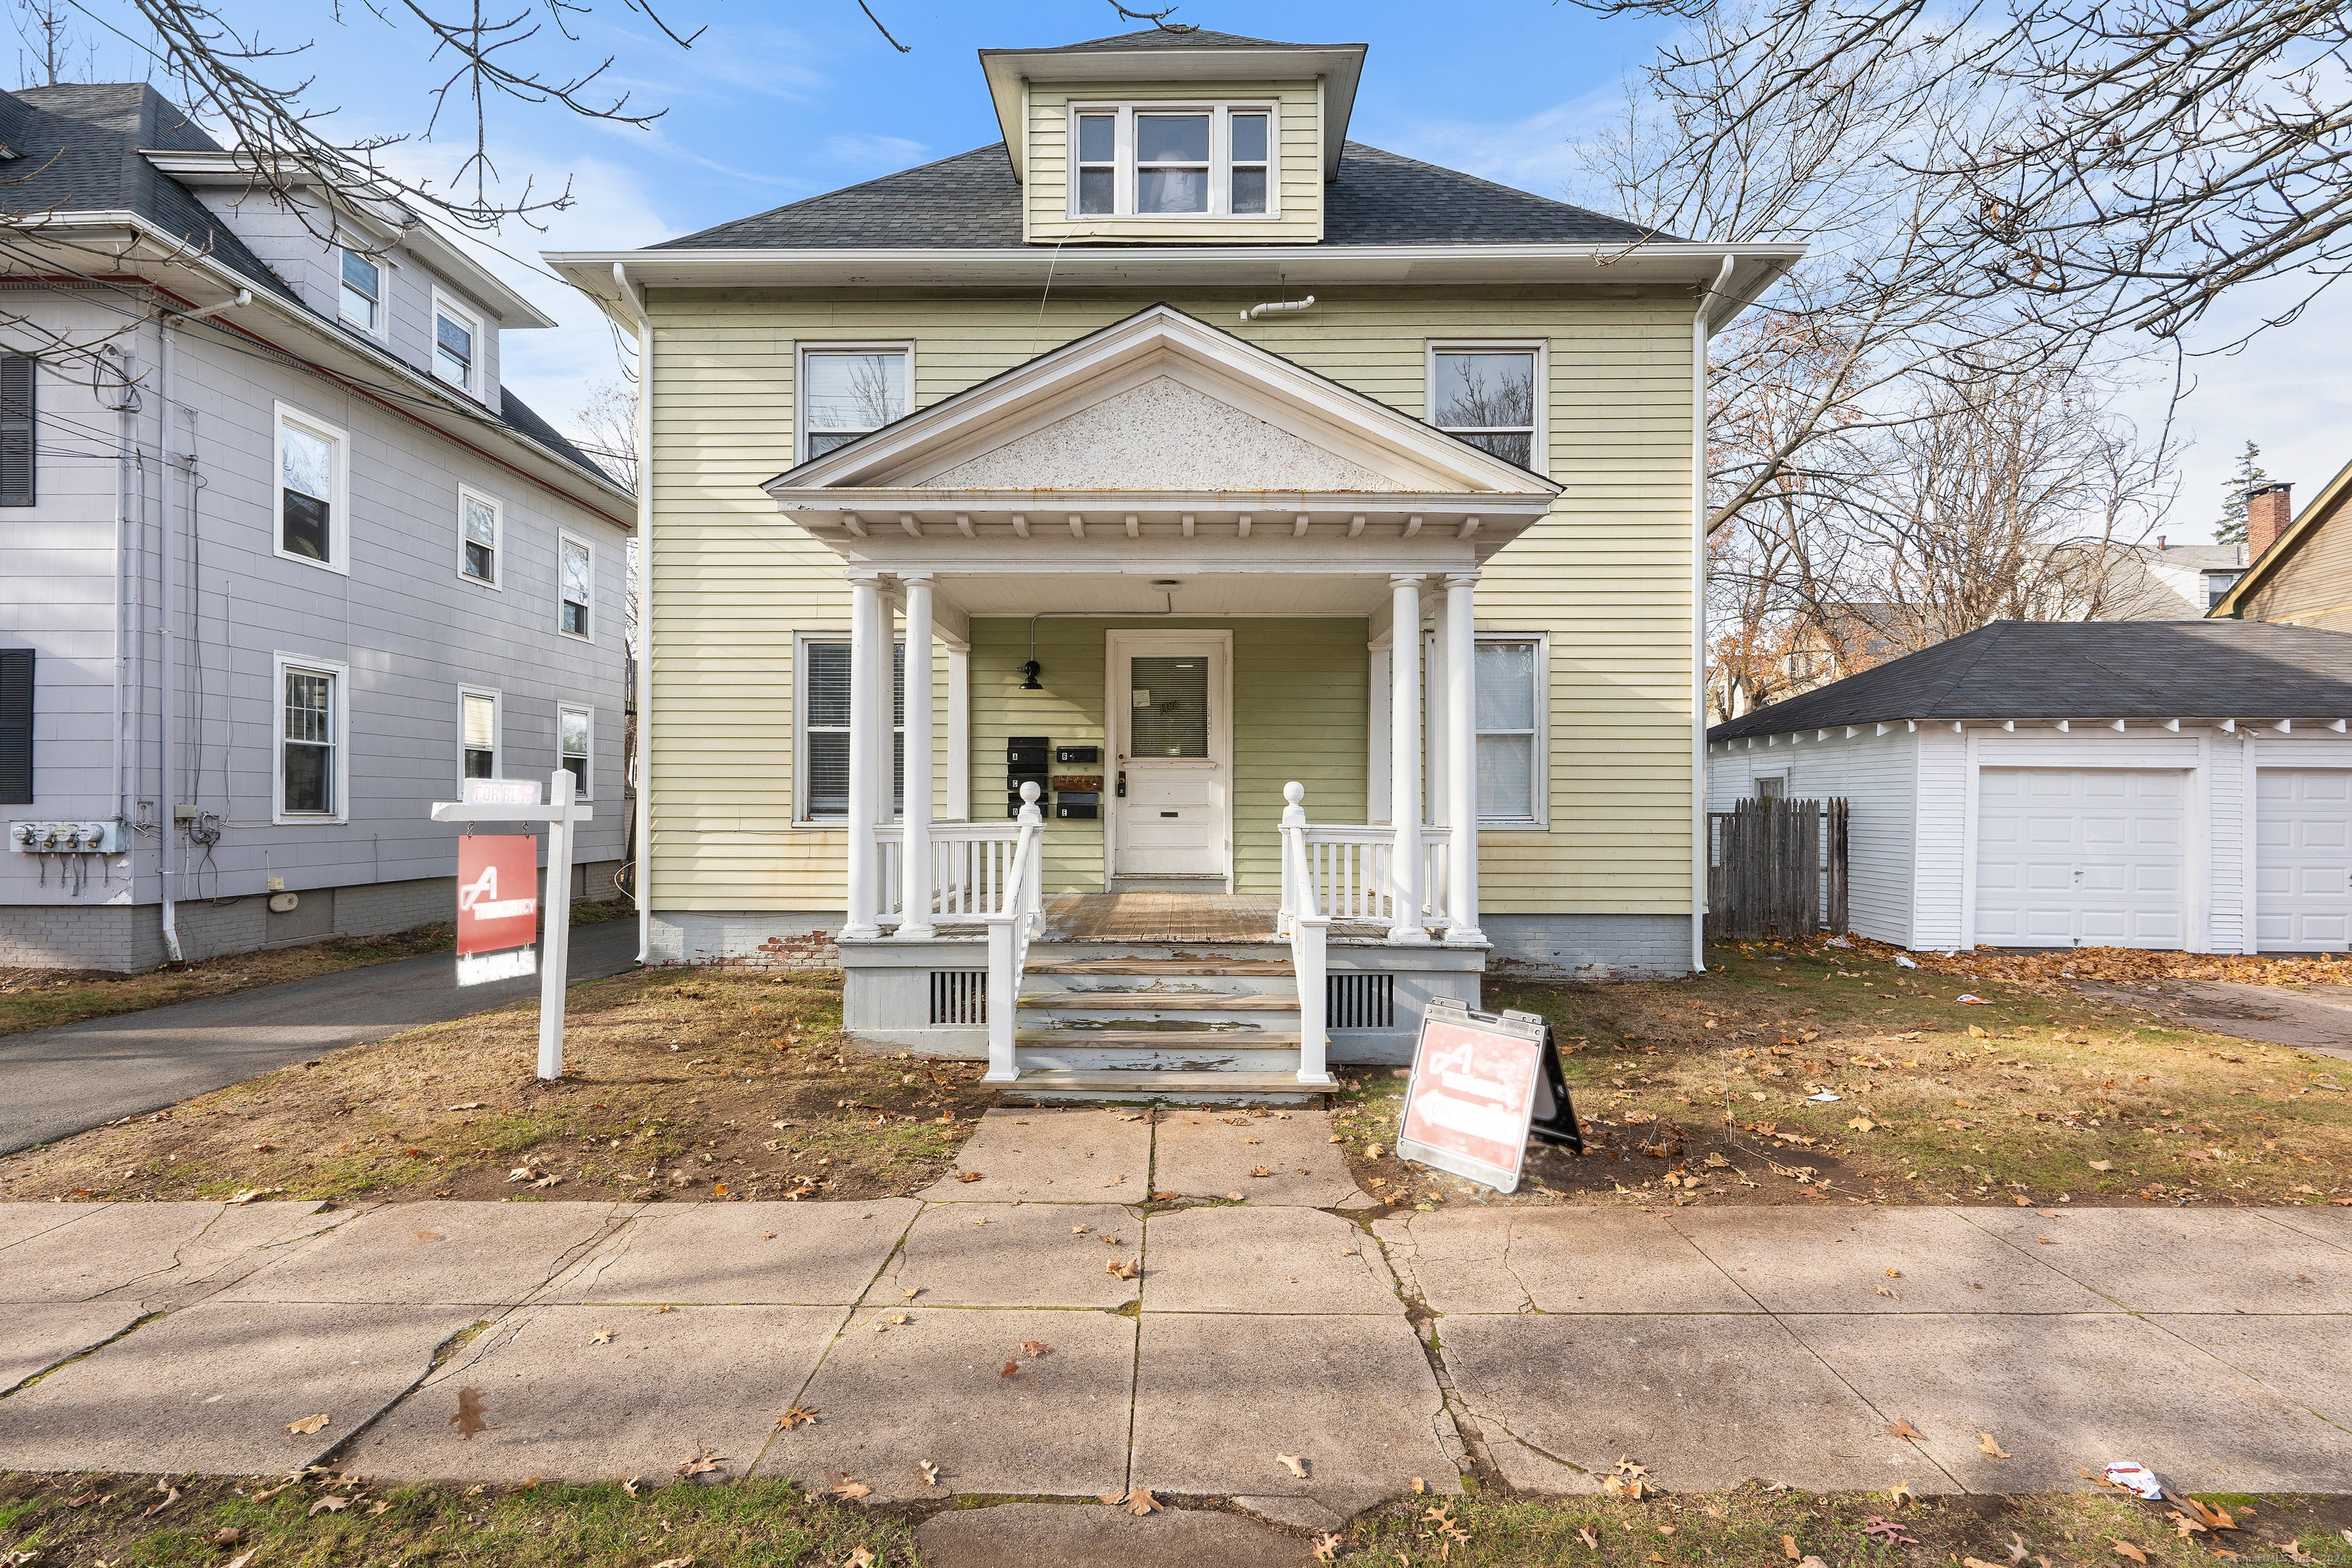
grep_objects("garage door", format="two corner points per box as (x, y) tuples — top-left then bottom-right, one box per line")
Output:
(2257, 769), (2351, 952)
(1975, 768), (2185, 948)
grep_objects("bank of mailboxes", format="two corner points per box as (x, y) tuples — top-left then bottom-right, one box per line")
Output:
(1003, 737), (1103, 818)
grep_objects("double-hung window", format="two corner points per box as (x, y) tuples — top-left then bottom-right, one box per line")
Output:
(433, 293), (480, 394)
(1429, 345), (1541, 470)
(339, 248), (382, 333)
(275, 655), (345, 821)
(1473, 638), (1544, 827)
(459, 488), (501, 586)
(799, 638), (903, 822)
(559, 704), (592, 798)
(559, 534), (593, 639)
(275, 406), (348, 571)
(799, 345), (909, 462)
(2204, 571), (2241, 610)
(460, 687), (498, 781)
(1068, 103), (1276, 219)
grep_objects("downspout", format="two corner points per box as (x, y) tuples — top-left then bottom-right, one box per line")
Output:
(613, 263), (654, 966)
(156, 316), (182, 962)
(109, 348), (132, 835)
(1692, 256), (1734, 975)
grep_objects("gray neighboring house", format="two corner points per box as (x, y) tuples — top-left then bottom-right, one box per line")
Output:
(0, 83), (635, 972)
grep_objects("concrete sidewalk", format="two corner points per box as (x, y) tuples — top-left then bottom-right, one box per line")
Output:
(0, 918), (642, 1155)
(2, 1106), (2347, 1525)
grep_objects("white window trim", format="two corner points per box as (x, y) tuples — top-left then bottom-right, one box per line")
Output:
(557, 530), (595, 642)
(458, 683), (501, 789)
(1426, 340), (1547, 474)
(272, 652), (351, 825)
(456, 485), (503, 590)
(1474, 631), (1549, 830)
(792, 629), (905, 827)
(272, 403), (351, 576)
(558, 701), (593, 801)
(1065, 100), (1282, 221)
(795, 341), (915, 466)
(336, 242), (388, 340)
(430, 289), (484, 398)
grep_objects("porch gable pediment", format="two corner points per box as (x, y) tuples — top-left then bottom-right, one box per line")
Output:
(767, 303), (1560, 499)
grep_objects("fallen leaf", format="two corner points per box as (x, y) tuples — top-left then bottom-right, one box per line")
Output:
(142, 1484), (181, 1517)
(1000, 1360), (1019, 1379)
(1227, 1191), (1244, 1200)
(1313, 1533), (1343, 1562)
(210, 1528), (245, 1545)
(224, 1553), (258, 1568)
(1021, 1340), (1050, 1358)
(309, 1496), (350, 1516)
(368, 1499), (390, 1515)
(622, 1478), (642, 1497)
(227, 1186), (284, 1205)
(1072, 1224), (1090, 1234)
(1798, 1559), (1829, 1568)
(1106, 1258), (1139, 1279)
(1277, 1452), (1309, 1478)
(286, 1413), (330, 1435)
(1411, 1476), (1426, 1494)
(1887, 1482), (1917, 1505)
(2111, 1540), (2149, 1563)
(1579, 1527), (1601, 1549)
(902, 1288), (921, 1300)
(1782, 1534), (1801, 1560)
(886, 1313), (910, 1325)
(1250, 1166), (1272, 1178)
(1885, 1267), (1902, 1278)
(2168, 1511), (2209, 1538)
(2172, 1495), (2236, 1530)
(1847, 1117), (1877, 1132)
(591, 1329), (615, 1345)
(449, 1387), (488, 1439)
(1099, 1487), (1161, 1515)
(957, 1171), (984, 1182)
(1341, 1246), (1358, 1256)
(676, 1446), (727, 1479)
(1979, 1432), (2011, 1459)
(777, 1405), (818, 1429)
(1883, 1418), (1924, 1442)
(1877, 1285), (1899, 1298)
(827, 1474), (871, 1500)
(649, 1558), (695, 1568)
(919, 1459), (939, 1487)
(2089, 1160), (2114, 1171)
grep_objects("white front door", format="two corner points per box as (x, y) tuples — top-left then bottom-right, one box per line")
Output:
(1974, 767), (2186, 948)
(1109, 632), (1230, 880)
(2256, 768), (2352, 952)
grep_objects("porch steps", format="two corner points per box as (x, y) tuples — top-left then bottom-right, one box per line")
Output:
(1000, 1070), (1325, 1102)
(1026, 959), (1295, 976)
(1006, 946), (1329, 1103)
(1015, 1029), (1302, 1046)
(1018, 991), (1297, 1011)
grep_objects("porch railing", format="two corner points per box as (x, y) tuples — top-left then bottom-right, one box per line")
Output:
(1289, 823), (1452, 929)
(1276, 782), (1336, 1087)
(874, 820), (1025, 925)
(979, 785), (1047, 1083)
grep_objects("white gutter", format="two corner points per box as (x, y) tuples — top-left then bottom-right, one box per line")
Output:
(613, 262), (654, 968)
(1692, 255), (1733, 975)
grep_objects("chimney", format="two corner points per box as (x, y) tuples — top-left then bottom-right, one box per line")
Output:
(2247, 482), (2293, 559)
(2157, 536), (2167, 550)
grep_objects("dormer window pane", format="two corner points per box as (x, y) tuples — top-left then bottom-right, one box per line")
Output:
(339, 250), (380, 332)
(1078, 113), (1116, 163)
(436, 311), (474, 388)
(1136, 113), (1209, 214)
(1076, 113), (1116, 215)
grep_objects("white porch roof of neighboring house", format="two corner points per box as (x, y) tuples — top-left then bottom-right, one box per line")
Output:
(761, 303), (1560, 610)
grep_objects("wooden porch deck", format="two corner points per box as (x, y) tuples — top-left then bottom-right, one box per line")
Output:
(1037, 893), (1280, 943)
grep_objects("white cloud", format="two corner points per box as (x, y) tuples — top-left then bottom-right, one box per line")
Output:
(1379, 85), (1626, 204)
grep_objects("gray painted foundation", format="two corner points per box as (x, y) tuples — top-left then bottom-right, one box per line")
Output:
(1482, 913), (1697, 980)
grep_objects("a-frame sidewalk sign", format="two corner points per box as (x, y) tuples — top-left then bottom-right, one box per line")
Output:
(431, 770), (593, 1080)
(1395, 997), (1583, 1194)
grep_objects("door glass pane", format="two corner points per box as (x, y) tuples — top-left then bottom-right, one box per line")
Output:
(1077, 113), (1116, 163)
(805, 352), (905, 433)
(1434, 351), (1536, 431)
(1129, 657), (1208, 757)
(1135, 114), (1208, 162)
(1230, 113), (1267, 162)
(1477, 733), (1534, 820)
(1474, 642), (1538, 730)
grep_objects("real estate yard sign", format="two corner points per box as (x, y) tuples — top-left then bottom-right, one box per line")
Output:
(455, 832), (540, 985)
(1396, 1000), (1583, 1193)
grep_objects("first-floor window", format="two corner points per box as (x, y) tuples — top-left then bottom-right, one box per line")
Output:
(559, 704), (591, 797)
(801, 639), (903, 820)
(461, 688), (498, 779)
(1474, 639), (1543, 825)
(281, 664), (338, 815)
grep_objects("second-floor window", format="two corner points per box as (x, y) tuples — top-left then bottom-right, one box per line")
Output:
(1069, 103), (1276, 220)
(461, 688), (498, 779)
(276, 407), (347, 570)
(560, 534), (593, 639)
(799, 346), (908, 461)
(1431, 346), (1540, 470)
(434, 295), (479, 394)
(339, 249), (381, 332)
(459, 489), (501, 586)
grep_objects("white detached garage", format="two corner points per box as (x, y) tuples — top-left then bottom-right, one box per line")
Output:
(1706, 621), (2352, 954)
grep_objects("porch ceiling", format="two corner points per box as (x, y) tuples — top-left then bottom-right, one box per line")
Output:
(920, 570), (1399, 616)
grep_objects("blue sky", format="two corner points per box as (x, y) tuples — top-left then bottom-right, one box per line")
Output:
(28, 0), (2346, 539)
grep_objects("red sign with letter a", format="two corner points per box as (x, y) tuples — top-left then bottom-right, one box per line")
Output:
(456, 835), (539, 958)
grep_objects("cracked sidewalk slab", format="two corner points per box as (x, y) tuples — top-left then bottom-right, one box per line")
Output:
(914, 1109), (1152, 1203)
(544, 1199), (919, 1306)
(220, 1200), (635, 1306)
(1376, 1207), (1759, 1315)
(862, 1200), (1138, 1309)
(1958, 1207), (2352, 1314)
(1, 1303), (148, 1391)
(1142, 1205), (1400, 1315)
(1149, 1109), (1372, 1207)
(0, 1299), (481, 1475)
(1664, 1207), (2109, 1315)
(0, 1200), (115, 1253)
(0, 1200), (338, 1306)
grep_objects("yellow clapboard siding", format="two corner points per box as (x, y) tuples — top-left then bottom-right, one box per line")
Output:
(642, 286), (1694, 916)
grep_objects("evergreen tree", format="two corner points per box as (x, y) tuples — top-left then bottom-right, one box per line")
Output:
(2213, 441), (2267, 544)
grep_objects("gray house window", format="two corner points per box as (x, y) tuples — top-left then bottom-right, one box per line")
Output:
(560, 536), (592, 638)
(279, 420), (334, 562)
(0, 354), (34, 507)
(282, 668), (336, 815)
(462, 689), (498, 779)
(340, 249), (381, 332)
(560, 704), (591, 798)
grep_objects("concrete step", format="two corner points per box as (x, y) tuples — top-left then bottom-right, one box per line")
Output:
(1005, 1068), (1334, 1104)
(1016, 1042), (1303, 1073)
(1015, 1029), (1302, 1047)
(1018, 991), (1298, 1011)
(1026, 958), (1296, 977)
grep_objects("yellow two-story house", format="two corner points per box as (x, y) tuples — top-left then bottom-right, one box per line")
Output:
(550, 26), (1797, 1099)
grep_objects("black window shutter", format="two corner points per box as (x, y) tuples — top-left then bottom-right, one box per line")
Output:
(0, 354), (32, 508)
(0, 648), (31, 804)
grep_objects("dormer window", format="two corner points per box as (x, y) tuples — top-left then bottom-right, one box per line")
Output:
(339, 248), (381, 333)
(1067, 103), (1278, 220)
(433, 292), (481, 395)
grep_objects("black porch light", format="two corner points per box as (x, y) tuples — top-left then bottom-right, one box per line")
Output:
(1020, 658), (1044, 691)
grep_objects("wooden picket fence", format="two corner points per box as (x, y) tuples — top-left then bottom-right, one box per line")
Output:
(1706, 797), (1849, 940)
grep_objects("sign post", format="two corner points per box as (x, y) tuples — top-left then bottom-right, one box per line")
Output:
(1394, 998), (1583, 1194)
(433, 771), (591, 1081)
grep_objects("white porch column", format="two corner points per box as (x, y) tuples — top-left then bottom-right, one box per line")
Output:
(1443, 571), (1487, 942)
(944, 635), (971, 822)
(1387, 573), (1430, 944)
(898, 573), (937, 939)
(841, 570), (884, 940)
(1367, 635), (1392, 823)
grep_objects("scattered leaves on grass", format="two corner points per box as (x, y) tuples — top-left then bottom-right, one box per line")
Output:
(309, 1495), (350, 1516)
(1277, 1452), (1309, 1478)
(1978, 1431), (2011, 1459)
(285, 1413), (329, 1435)
(1099, 1487), (1161, 1515)
(675, 1446), (727, 1478)
(2110, 1540), (2149, 1563)
(448, 1387), (488, 1439)
(1883, 1418), (1925, 1442)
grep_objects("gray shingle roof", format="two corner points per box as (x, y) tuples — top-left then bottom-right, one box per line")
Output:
(1709, 620), (2352, 740)
(657, 140), (1670, 250)
(497, 389), (612, 484)
(1039, 28), (1313, 50)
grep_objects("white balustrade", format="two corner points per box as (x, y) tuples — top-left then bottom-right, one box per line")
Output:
(980, 783), (1047, 1083)
(874, 820), (1024, 928)
(1279, 782), (1337, 1087)
(1284, 822), (1452, 930)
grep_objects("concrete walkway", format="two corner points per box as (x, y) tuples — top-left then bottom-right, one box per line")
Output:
(2, 1106), (2347, 1524)
(0, 919), (642, 1155)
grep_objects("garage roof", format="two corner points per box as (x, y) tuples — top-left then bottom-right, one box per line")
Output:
(1708, 619), (2352, 740)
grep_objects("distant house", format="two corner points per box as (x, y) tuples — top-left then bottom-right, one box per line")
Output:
(2102, 539), (2249, 619)
(0, 84), (635, 972)
(1707, 620), (2352, 954)
(2212, 472), (2350, 632)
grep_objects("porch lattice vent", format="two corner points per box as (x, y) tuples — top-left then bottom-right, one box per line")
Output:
(929, 969), (987, 1025)
(1326, 972), (1394, 1030)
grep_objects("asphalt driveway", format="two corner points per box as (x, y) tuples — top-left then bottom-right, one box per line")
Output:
(0, 920), (642, 1155)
